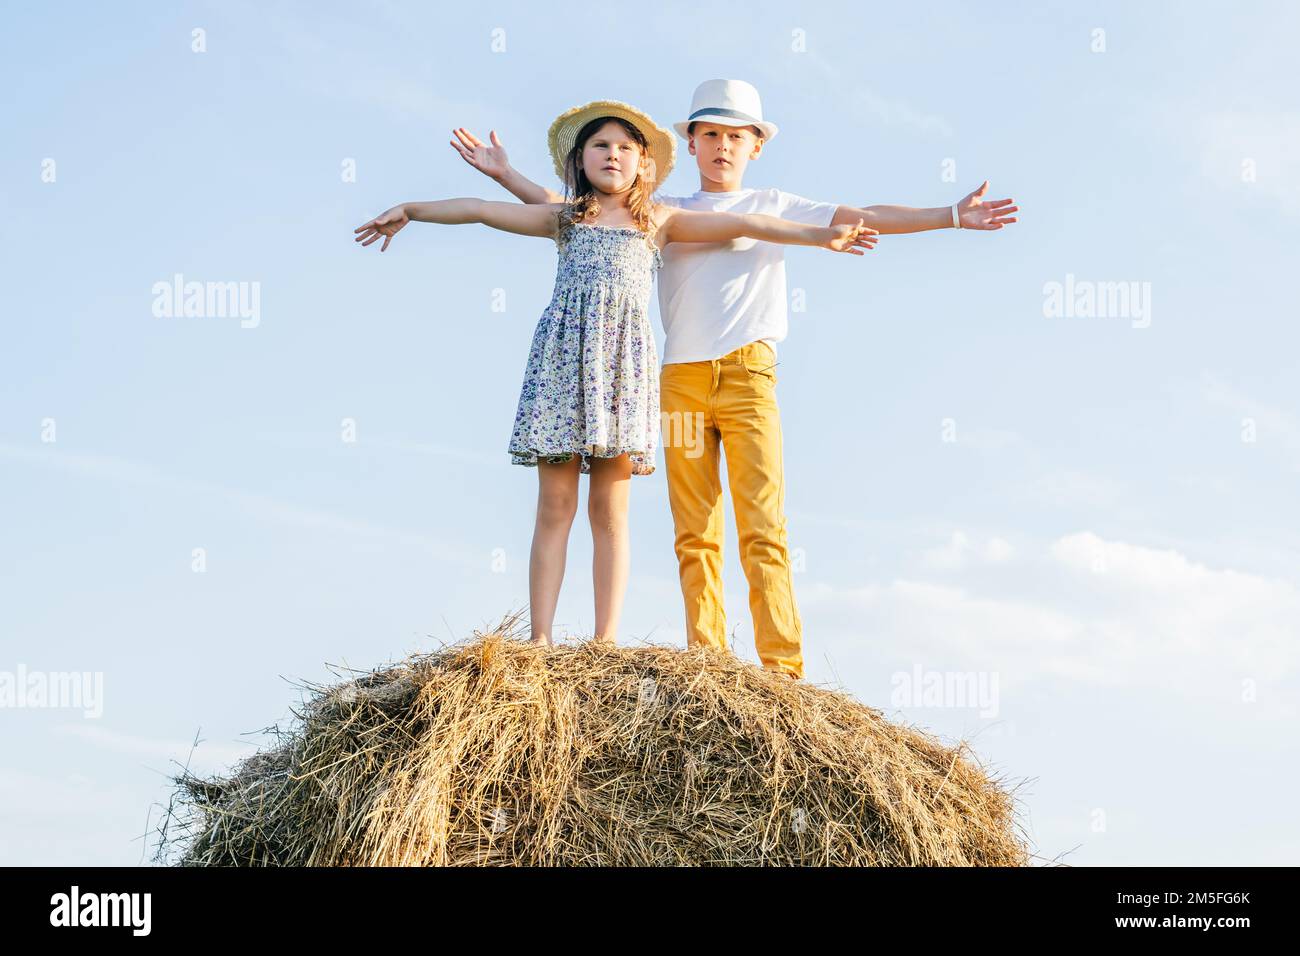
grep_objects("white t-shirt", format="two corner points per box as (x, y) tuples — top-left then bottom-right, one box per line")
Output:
(655, 187), (839, 365)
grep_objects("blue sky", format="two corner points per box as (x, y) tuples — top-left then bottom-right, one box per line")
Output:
(2, 0), (1297, 865)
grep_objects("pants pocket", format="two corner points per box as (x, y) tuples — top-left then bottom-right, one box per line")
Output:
(741, 341), (778, 385)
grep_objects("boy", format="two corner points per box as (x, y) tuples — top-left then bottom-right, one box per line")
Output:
(450, 79), (1018, 679)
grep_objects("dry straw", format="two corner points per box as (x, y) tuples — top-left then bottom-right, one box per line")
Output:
(157, 612), (1033, 866)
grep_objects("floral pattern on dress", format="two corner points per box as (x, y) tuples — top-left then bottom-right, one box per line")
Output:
(509, 223), (663, 476)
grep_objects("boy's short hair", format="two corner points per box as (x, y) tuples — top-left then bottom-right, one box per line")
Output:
(687, 120), (764, 142)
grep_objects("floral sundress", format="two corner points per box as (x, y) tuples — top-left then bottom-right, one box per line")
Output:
(508, 222), (663, 476)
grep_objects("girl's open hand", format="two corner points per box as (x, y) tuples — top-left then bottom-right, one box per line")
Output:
(450, 127), (510, 179)
(824, 219), (879, 255)
(353, 205), (410, 252)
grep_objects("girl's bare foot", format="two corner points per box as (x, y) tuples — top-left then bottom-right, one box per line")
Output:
(529, 634), (553, 647)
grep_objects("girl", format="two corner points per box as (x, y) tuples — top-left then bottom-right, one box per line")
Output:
(353, 100), (875, 648)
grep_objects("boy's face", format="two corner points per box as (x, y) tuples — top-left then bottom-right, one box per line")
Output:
(687, 121), (764, 188)
(581, 120), (648, 195)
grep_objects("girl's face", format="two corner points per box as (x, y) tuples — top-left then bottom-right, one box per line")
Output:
(581, 120), (648, 195)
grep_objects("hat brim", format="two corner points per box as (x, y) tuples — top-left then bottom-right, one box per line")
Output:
(547, 101), (677, 192)
(673, 114), (778, 141)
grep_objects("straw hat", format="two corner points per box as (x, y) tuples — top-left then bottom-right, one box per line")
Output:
(547, 100), (676, 192)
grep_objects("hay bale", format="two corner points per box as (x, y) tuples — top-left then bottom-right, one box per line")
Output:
(160, 615), (1031, 866)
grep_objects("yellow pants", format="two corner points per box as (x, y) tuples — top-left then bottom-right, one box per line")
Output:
(659, 340), (804, 678)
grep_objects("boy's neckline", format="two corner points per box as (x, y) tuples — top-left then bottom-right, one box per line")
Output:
(691, 186), (754, 197)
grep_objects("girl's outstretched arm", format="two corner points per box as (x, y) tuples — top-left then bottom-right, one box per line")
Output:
(659, 207), (878, 255)
(355, 200), (563, 250)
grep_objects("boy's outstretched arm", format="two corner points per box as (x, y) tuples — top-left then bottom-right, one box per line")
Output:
(662, 208), (877, 254)
(451, 127), (565, 204)
(832, 180), (1018, 234)
(354, 200), (562, 251)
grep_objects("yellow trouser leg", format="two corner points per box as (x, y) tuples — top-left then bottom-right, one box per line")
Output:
(660, 358), (727, 653)
(714, 342), (804, 678)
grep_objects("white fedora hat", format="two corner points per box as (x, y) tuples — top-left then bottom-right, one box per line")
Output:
(672, 78), (779, 141)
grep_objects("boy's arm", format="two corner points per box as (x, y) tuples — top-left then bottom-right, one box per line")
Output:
(661, 208), (876, 253)
(450, 127), (565, 204)
(831, 180), (1018, 234)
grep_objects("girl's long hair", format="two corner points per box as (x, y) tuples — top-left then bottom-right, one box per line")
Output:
(557, 116), (658, 243)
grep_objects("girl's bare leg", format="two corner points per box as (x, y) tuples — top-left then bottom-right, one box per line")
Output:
(588, 453), (634, 644)
(529, 457), (580, 645)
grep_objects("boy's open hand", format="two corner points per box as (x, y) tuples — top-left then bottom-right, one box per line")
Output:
(353, 205), (410, 252)
(451, 127), (510, 179)
(956, 181), (1019, 229)
(825, 219), (879, 255)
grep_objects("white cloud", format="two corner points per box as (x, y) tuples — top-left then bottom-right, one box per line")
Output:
(1050, 531), (1299, 671)
(1015, 467), (1126, 508)
(919, 530), (1015, 569)
(985, 536), (1014, 563)
(1200, 372), (1300, 469)
(1197, 110), (1300, 217)
(805, 531), (1300, 699)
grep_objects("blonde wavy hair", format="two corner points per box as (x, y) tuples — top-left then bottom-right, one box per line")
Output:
(557, 116), (658, 244)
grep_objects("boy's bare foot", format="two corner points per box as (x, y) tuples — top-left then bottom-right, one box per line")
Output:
(529, 634), (553, 647)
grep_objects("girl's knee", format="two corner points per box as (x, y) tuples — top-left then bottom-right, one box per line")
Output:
(587, 493), (628, 533)
(536, 459), (580, 525)
(579, 455), (632, 533)
(537, 490), (579, 526)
